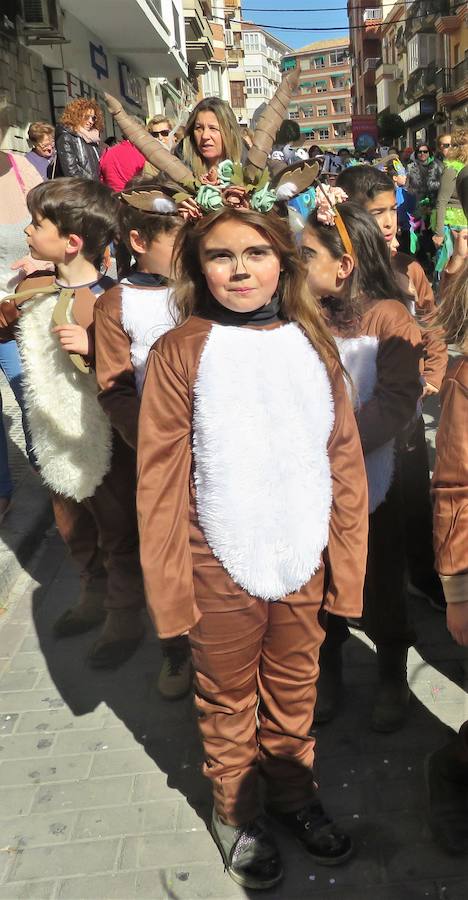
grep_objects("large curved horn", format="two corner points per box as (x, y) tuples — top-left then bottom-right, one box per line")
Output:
(103, 93), (195, 187)
(245, 69), (300, 183)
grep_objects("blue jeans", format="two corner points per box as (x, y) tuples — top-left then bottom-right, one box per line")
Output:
(0, 340), (35, 498)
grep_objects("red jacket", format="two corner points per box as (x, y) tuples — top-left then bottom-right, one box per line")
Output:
(99, 140), (146, 192)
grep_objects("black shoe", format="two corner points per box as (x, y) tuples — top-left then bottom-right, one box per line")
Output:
(53, 605), (106, 638)
(211, 810), (283, 890)
(267, 800), (353, 865)
(87, 634), (143, 669)
(372, 644), (410, 733)
(408, 574), (446, 612)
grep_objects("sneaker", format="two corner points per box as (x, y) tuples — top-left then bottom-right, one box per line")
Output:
(408, 574), (446, 612)
(267, 799), (353, 865)
(211, 810), (283, 890)
(157, 640), (192, 700)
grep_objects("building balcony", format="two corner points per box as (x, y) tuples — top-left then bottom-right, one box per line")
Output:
(61, 0), (187, 78)
(365, 103), (378, 114)
(184, 0), (214, 68)
(362, 7), (383, 35)
(405, 0), (450, 40)
(435, 58), (468, 105)
(375, 62), (404, 84)
(363, 57), (381, 72)
(435, 2), (468, 32)
(227, 47), (243, 67)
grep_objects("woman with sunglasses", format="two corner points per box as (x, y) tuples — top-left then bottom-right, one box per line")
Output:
(406, 142), (442, 269)
(53, 98), (103, 181)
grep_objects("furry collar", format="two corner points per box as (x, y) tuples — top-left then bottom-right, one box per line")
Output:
(193, 322), (334, 600)
(120, 284), (175, 394)
(16, 293), (112, 501)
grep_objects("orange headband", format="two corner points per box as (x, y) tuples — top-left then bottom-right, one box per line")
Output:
(334, 209), (355, 260)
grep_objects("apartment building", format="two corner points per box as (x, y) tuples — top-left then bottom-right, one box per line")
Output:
(241, 22), (290, 123)
(282, 38), (353, 151)
(435, 0), (468, 128)
(348, 2), (382, 118)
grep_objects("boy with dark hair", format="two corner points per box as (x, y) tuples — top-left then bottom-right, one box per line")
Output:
(0, 177), (145, 668)
(94, 181), (191, 698)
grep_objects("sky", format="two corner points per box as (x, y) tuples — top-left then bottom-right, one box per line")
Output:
(240, 1), (350, 50)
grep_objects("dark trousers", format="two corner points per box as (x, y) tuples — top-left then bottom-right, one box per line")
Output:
(400, 416), (436, 582)
(51, 432), (144, 611)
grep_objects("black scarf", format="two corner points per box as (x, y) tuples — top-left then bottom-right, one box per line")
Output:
(199, 292), (282, 327)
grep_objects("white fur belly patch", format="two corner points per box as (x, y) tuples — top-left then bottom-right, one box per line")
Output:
(193, 323), (334, 601)
(336, 335), (395, 514)
(121, 286), (175, 394)
(16, 294), (112, 501)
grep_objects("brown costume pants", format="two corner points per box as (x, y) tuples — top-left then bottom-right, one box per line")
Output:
(189, 585), (325, 826)
(51, 432), (144, 611)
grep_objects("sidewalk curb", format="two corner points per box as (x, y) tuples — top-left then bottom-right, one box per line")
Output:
(0, 474), (53, 610)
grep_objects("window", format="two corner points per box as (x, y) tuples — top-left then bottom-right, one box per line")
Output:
(289, 110), (300, 119)
(329, 49), (347, 66)
(299, 57), (310, 71)
(300, 82), (312, 94)
(315, 80), (327, 92)
(332, 78), (345, 90)
(317, 105), (327, 117)
(246, 76), (265, 96)
(244, 32), (261, 53)
(302, 106), (313, 117)
(230, 81), (245, 109)
(334, 101), (346, 114)
(313, 56), (325, 68)
(319, 127), (329, 140)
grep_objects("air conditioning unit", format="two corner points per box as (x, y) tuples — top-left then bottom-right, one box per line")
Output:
(21, 0), (65, 43)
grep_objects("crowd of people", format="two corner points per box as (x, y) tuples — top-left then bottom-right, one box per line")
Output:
(0, 75), (467, 884)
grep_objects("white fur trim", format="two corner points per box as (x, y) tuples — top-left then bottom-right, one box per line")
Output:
(275, 182), (297, 201)
(151, 197), (177, 213)
(120, 285), (175, 394)
(193, 323), (334, 600)
(336, 335), (395, 513)
(16, 293), (112, 501)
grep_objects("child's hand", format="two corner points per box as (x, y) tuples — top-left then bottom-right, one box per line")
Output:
(447, 601), (468, 647)
(52, 324), (89, 356)
(432, 235), (444, 248)
(422, 382), (438, 398)
(11, 256), (54, 276)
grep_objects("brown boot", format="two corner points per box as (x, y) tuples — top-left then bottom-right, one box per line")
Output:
(53, 575), (107, 638)
(425, 722), (468, 854)
(371, 644), (410, 732)
(88, 608), (144, 669)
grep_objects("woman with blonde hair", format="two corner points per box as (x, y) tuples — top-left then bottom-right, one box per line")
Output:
(182, 97), (243, 176)
(433, 127), (468, 270)
(54, 98), (104, 180)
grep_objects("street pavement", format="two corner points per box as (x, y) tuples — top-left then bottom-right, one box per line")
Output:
(0, 379), (467, 899)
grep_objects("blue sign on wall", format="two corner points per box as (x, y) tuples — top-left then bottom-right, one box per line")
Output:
(90, 42), (109, 81)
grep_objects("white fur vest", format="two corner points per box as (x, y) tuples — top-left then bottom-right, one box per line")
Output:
(336, 335), (395, 513)
(193, 323), (335, 601)
(120, 284), (175, 394)
(16, 293), (112, 501)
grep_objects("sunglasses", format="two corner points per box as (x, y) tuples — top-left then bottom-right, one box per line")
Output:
(151, 129), (170, 138)
(439, 142), (451, 148)
(417, 149), (429, 155)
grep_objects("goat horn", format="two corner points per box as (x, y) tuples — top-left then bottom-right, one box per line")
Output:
(244, 69), (300, 183)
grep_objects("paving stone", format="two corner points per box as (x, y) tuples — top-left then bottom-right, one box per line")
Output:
(0, 624), (26, 658)
(54, 726), (138, 756)
(16, 707), (107, 734)
(0, 785), (36, 817)
(6, 652), (46, 672)
(176, 801), (209, 832)
(120, 830), (220, 871)
(89, 748), (157, 778)
(74, 800), (178, 839)
(0, 753), (92, 785)
(17, 635), (41, 653)
(31, 776), (133, 812)
(0, 670), (40, 691)
(57, 872), (137, 899)
(131, 772), (177, 802)
(8, 838), (120, 881)
(0, 690), (66, 713)
(136, 864), (247, 899)
(0, 880), (57, 899)
(0, 811), (77, 847)
(0, 732), (55, 759)
(0, 712), (19, 734)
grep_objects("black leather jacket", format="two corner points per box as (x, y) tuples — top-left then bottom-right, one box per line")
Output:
(53, 124), (101, 180)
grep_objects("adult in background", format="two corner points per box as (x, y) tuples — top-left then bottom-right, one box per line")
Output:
(432, 127), (468, 270)
(26, 122), (55, 180)
(99, 115), (174, 192)
(0, 151), (46, 520)
(54, 98), (103, 180)
(182, 97), (243, 176)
